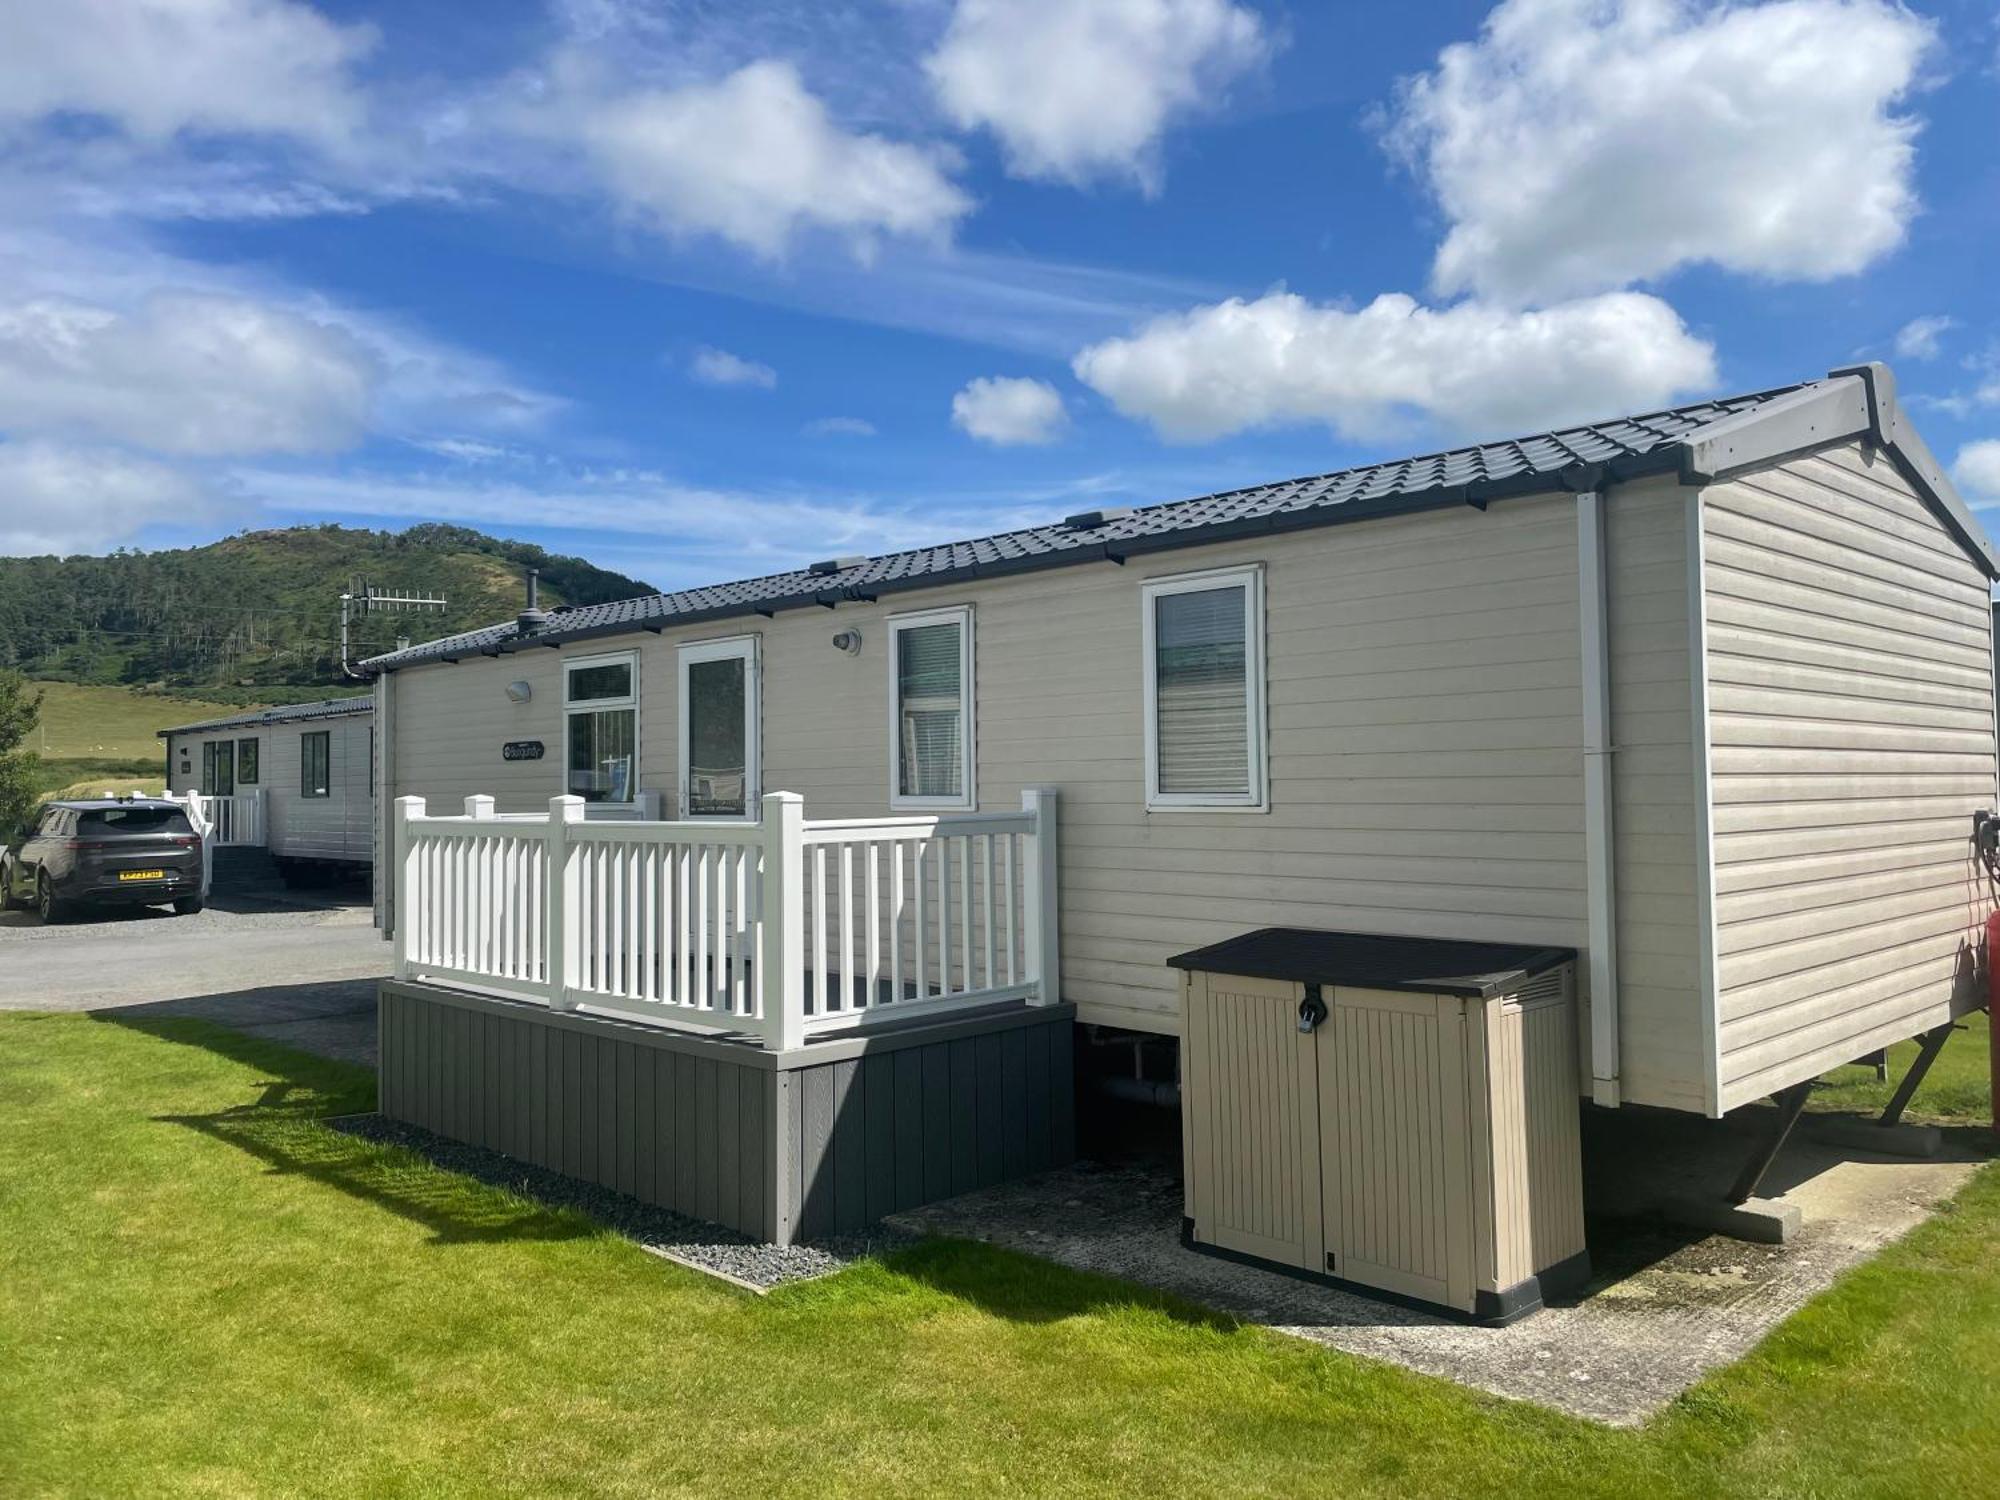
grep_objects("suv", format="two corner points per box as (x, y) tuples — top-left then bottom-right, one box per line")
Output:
(1, 799), (205, 923)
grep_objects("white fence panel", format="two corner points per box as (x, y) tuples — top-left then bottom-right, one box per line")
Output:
(392, 786), (1058, 1047)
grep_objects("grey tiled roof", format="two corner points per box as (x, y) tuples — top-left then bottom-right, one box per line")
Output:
(364, 382), (1808, 671)
(158, 696), (373, 737)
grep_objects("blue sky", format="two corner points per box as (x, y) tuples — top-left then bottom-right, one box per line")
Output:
(1, 0), (1997, 594)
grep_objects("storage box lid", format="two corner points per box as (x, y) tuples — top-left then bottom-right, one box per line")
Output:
(1167, 928), (1575, 1000)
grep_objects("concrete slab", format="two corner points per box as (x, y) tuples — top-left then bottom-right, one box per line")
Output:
(887, 1109), (1989, 1425)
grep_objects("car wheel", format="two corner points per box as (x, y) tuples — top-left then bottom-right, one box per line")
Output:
(37, 872), (67, 925)
(0, 860), (17, 912)
(172, 896), (204, 916)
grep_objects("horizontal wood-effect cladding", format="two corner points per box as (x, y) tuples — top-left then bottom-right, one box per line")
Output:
(377, 981), (1074, 1245)
(1700, 441), (1995, 1110)
(393, 489), (1605, 1035)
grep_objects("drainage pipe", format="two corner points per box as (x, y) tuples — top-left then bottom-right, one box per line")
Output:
(1577, 489), (1622, 1107)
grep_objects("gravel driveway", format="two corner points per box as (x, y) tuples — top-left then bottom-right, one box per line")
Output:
(0, 891), (390, 1065)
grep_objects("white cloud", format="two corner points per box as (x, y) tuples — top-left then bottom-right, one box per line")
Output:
(0, 292), (378, 455)
(575, 60), (970, 257)
(0, 0), (375, 148)
(1385, 0), (1935, 303)
(689, 346), (777, 389)
(0, 441), (212, 555)
(1072, 288), (1716, 443)
(1894, 314), (1954, 362)
(1955, 440), (2000, 504)
(926, 0), (1267, 189)
(952, 376), (1069, 445)
(804, 416), (877, 437)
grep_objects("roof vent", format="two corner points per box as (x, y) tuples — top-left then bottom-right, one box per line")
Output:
(1062, 506), (1135, 530)
(516, 567), (549, 636)
(808, 555), (867, 575)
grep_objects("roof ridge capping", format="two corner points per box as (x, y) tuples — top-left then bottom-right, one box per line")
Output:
(359, 365), (1995, 671)
(1679, 363), (1997, 578)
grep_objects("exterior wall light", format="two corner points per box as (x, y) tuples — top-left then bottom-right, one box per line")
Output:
(832, 629), (863, 656)
(506, 680), (533, 703)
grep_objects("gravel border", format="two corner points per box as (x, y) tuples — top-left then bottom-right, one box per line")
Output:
(327, 1112), (918, 1290)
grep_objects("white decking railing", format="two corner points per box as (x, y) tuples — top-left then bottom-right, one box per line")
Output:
(392, 788), (1061, 1048)
(177, 790), (266, 847)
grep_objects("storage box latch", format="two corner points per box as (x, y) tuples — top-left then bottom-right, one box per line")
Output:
(1298, 984), (1328, 1033)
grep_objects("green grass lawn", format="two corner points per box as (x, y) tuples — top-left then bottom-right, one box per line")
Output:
(1813, 1008), (1994, 1124)
(2, 1013), (1996, 1498)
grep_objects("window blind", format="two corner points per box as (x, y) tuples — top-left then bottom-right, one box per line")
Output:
(897, 620), (963, 798)
(1154, 584), (1249, 795)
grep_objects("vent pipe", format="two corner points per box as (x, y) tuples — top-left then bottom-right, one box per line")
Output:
(517, 567), (548, 636)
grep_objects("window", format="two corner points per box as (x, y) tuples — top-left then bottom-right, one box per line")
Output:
(677, 637), (758, 819)
(564, 652), (638, 805)
(200, 740), (235, 797)
(888, 606), (974, 809)
(301, 731), (331, 798)
(236, 737), (259, 785)
(1142, 565), (1266, 810)
(80, 806), (192, 835)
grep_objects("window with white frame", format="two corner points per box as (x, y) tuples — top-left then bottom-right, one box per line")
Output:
(677, 636), (759, 819)
(1142, 565), (1266, 810)
(889, 606), (974, 809)
(564, 651), (638, 804)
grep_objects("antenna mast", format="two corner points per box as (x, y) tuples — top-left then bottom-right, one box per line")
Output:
(340, 579), (448, 678)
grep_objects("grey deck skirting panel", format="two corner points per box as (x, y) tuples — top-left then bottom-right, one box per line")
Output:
(377, 979), (1076, 1245)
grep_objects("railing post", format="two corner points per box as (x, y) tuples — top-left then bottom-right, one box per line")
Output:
(761, 792), (806, 1050)
(546, 795), (584, 1010)
(393, 796), (424, 980)
(464, 794), (495, 820)
(251, 787), (267, 847)
(1022, 786), (1061, 1006)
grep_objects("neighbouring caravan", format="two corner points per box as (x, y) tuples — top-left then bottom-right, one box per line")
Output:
(361, 363), (1997, 1318)
(161, 697), (375, 885)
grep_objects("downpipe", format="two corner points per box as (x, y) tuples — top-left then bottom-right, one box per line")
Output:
(1578, 489), (1622, 1107)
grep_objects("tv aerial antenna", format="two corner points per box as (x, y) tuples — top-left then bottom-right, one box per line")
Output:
(339, 580), (447, 678)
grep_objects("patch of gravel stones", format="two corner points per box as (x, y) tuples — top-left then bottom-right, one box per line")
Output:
(328, 1112), (918, 1290)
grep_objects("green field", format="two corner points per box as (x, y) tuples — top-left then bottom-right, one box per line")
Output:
(1, 1012), (1996, 1498)
(25, 681), (253, 760)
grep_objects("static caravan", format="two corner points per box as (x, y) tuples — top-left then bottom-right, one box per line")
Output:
(364, 363), (1996, 1319)
(162, 697), (375, 884)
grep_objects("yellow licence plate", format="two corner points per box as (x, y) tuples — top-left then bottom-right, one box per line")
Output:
(118, 869), (165, 882)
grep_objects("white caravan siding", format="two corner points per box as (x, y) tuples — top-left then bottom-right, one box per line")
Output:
(1701, 440), (1995, 1111)
(1603, 485), (1707, 1112)
(167, 713), (374, 862)
(269, 718), (373, 860)
(390, 491), (1597, 1037)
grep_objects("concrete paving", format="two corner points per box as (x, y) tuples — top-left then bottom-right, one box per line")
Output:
(0, 892), (388, 1065)
(888, 1110), (1988, 1426)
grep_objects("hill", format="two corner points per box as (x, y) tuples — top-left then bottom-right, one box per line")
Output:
(0, 524), (655, 694)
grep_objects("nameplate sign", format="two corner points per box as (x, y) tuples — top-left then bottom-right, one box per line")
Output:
(502, 740), (545, 761)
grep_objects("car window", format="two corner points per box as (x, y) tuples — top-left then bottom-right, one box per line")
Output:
(77, 807), (193, 835)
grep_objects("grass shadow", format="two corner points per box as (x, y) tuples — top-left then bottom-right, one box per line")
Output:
(865, 1232), (1245, 1335)
(102, 1013), (599, 1251)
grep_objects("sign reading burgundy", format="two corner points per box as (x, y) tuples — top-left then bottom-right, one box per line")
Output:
(502, 740), (545, 761)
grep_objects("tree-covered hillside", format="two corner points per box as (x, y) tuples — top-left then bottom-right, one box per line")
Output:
(0, 525), (654, 695)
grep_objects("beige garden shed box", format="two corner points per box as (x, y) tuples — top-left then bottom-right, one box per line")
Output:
(1170, 929), (1590, 1324)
